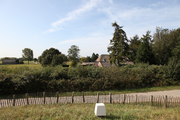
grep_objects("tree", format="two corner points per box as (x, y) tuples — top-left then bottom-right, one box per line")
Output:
(85, 56), (91, 62)
(108, 22), (129, 66)
(68, 45), (80, 63)
(81, 57), (86, 62)
(22, 48), (33, 64)
(91, 53), (99, 62)
(69, 60), (77, 67)
(39, 48), (62, 67)
(171, 28), (180, 60)
(136, 31), (154, 64)
(51, 54), (68, 67)
(152, 27), (180, 65)
(128, 35), (141, 63)
(33, 58), (38, 62)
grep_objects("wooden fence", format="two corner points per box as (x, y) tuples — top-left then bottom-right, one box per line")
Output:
(0, 92), (180, 108)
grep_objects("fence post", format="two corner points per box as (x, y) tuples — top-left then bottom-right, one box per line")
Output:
(26, 93), (29, 105)
(56, 92), (59, 104)
(72, 91), (74, 103)
(109, 92), (112, 104)
(135, 94), (137, 105)
(164, 95), (167, 108)
(82, 91), (85, 103)
(13, 94), (15, 106)
(43, 92), (46, 104)
(97, 92), (99, 103)
(151, 95), (153, 106)
(123, 94), (126, 104)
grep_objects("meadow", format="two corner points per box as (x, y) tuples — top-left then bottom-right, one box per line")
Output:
(0, 60), (42, 69)
(0, 103), (180, 120)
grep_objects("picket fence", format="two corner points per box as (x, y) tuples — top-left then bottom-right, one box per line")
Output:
(0, 92), (180, 108)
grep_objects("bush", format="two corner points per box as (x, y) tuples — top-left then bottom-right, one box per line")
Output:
(0, 63), (180, 95)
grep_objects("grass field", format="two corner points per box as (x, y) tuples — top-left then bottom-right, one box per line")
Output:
(0, 60), (42, 69)
(0, 103), (180, 120)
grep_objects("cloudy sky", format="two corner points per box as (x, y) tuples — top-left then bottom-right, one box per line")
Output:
(0, 0), (180, 58)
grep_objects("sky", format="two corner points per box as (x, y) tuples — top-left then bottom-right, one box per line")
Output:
(0, 0), (180, 58)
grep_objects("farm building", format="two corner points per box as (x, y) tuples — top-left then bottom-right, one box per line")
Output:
(94, 54), (134, 67)
(2, 59), (16, 64)
(81, 62), (95, 66)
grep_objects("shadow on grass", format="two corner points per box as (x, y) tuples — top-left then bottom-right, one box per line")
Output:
(97, 114), (139, 120)
(98, 115), (121, 119)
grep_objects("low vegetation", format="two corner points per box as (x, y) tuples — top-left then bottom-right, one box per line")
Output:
(0, 103), (180, 120)
(0, 58), (180, 95)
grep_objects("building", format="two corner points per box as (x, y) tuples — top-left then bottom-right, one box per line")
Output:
(2, 59), (16, 64)
(94, 54), (134, 67)
(81, 62), (95, 66)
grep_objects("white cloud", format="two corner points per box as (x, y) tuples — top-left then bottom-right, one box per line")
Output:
(108, 0), (113, 4)
(43, 0), (101, 34)
(59, 39), (78, 44)
(149, 2), (164, 7)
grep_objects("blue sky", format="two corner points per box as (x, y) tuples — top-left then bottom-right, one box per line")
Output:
(0, 0), (180, 58)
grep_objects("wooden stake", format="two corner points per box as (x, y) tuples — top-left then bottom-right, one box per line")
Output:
(82, 91), (85, 103)
(164, 95), (167, 108)
(72, 91), (74, 103)
(109, 92), (112, 104)
(56, 92), (59, 103)
(135, 94), (137, 105)
(97, 92), (99, 103)
(150, 95), (153, 106)
(13, 94), (15, 106)
(43, 92), (45, 104)
(26, 93), (29, 105)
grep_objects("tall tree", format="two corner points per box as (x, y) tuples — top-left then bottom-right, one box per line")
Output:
(68, 45), (80, 62)
(152, 27), (171, 65)
(91, 53), (99, 62)
(108, 22), (129, 66)
(136, 31), (154, 64)
(128, 35), (141, 62)
(22, 48), (33, 64)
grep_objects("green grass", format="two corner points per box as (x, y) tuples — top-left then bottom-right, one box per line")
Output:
(0, 60), (42, 69)
(0, 103), (180, 120)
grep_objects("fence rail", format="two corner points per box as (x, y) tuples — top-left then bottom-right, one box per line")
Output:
(0, 92), (180, 108)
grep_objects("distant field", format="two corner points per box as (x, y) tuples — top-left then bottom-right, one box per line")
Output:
(0, 60), (42, 69)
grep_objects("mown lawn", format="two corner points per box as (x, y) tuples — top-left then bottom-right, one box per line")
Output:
(0, 103), (180, 120)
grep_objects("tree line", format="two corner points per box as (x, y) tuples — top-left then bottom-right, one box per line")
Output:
(108, 22), (180, 66)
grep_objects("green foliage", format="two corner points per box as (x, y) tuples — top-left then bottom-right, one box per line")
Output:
(108, 22), (129, 66)
(81, 57), (86, 62)
(91, 53), (99, 62)
(51, 54), (67, 67)
(19, 60), (24, 64)
(68, 45), (80, 62)
(69, 60), (77, 68)
(153, 27), (180, 65)
(136, 31), (155, 64)
(164, 57), (180, 84)
(22, 48), (33, 64)
(128, 35), (141, 62)
(33, 58), (38, 62)
(39, 48), (62, 67)
(0, 62), (180, 95)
